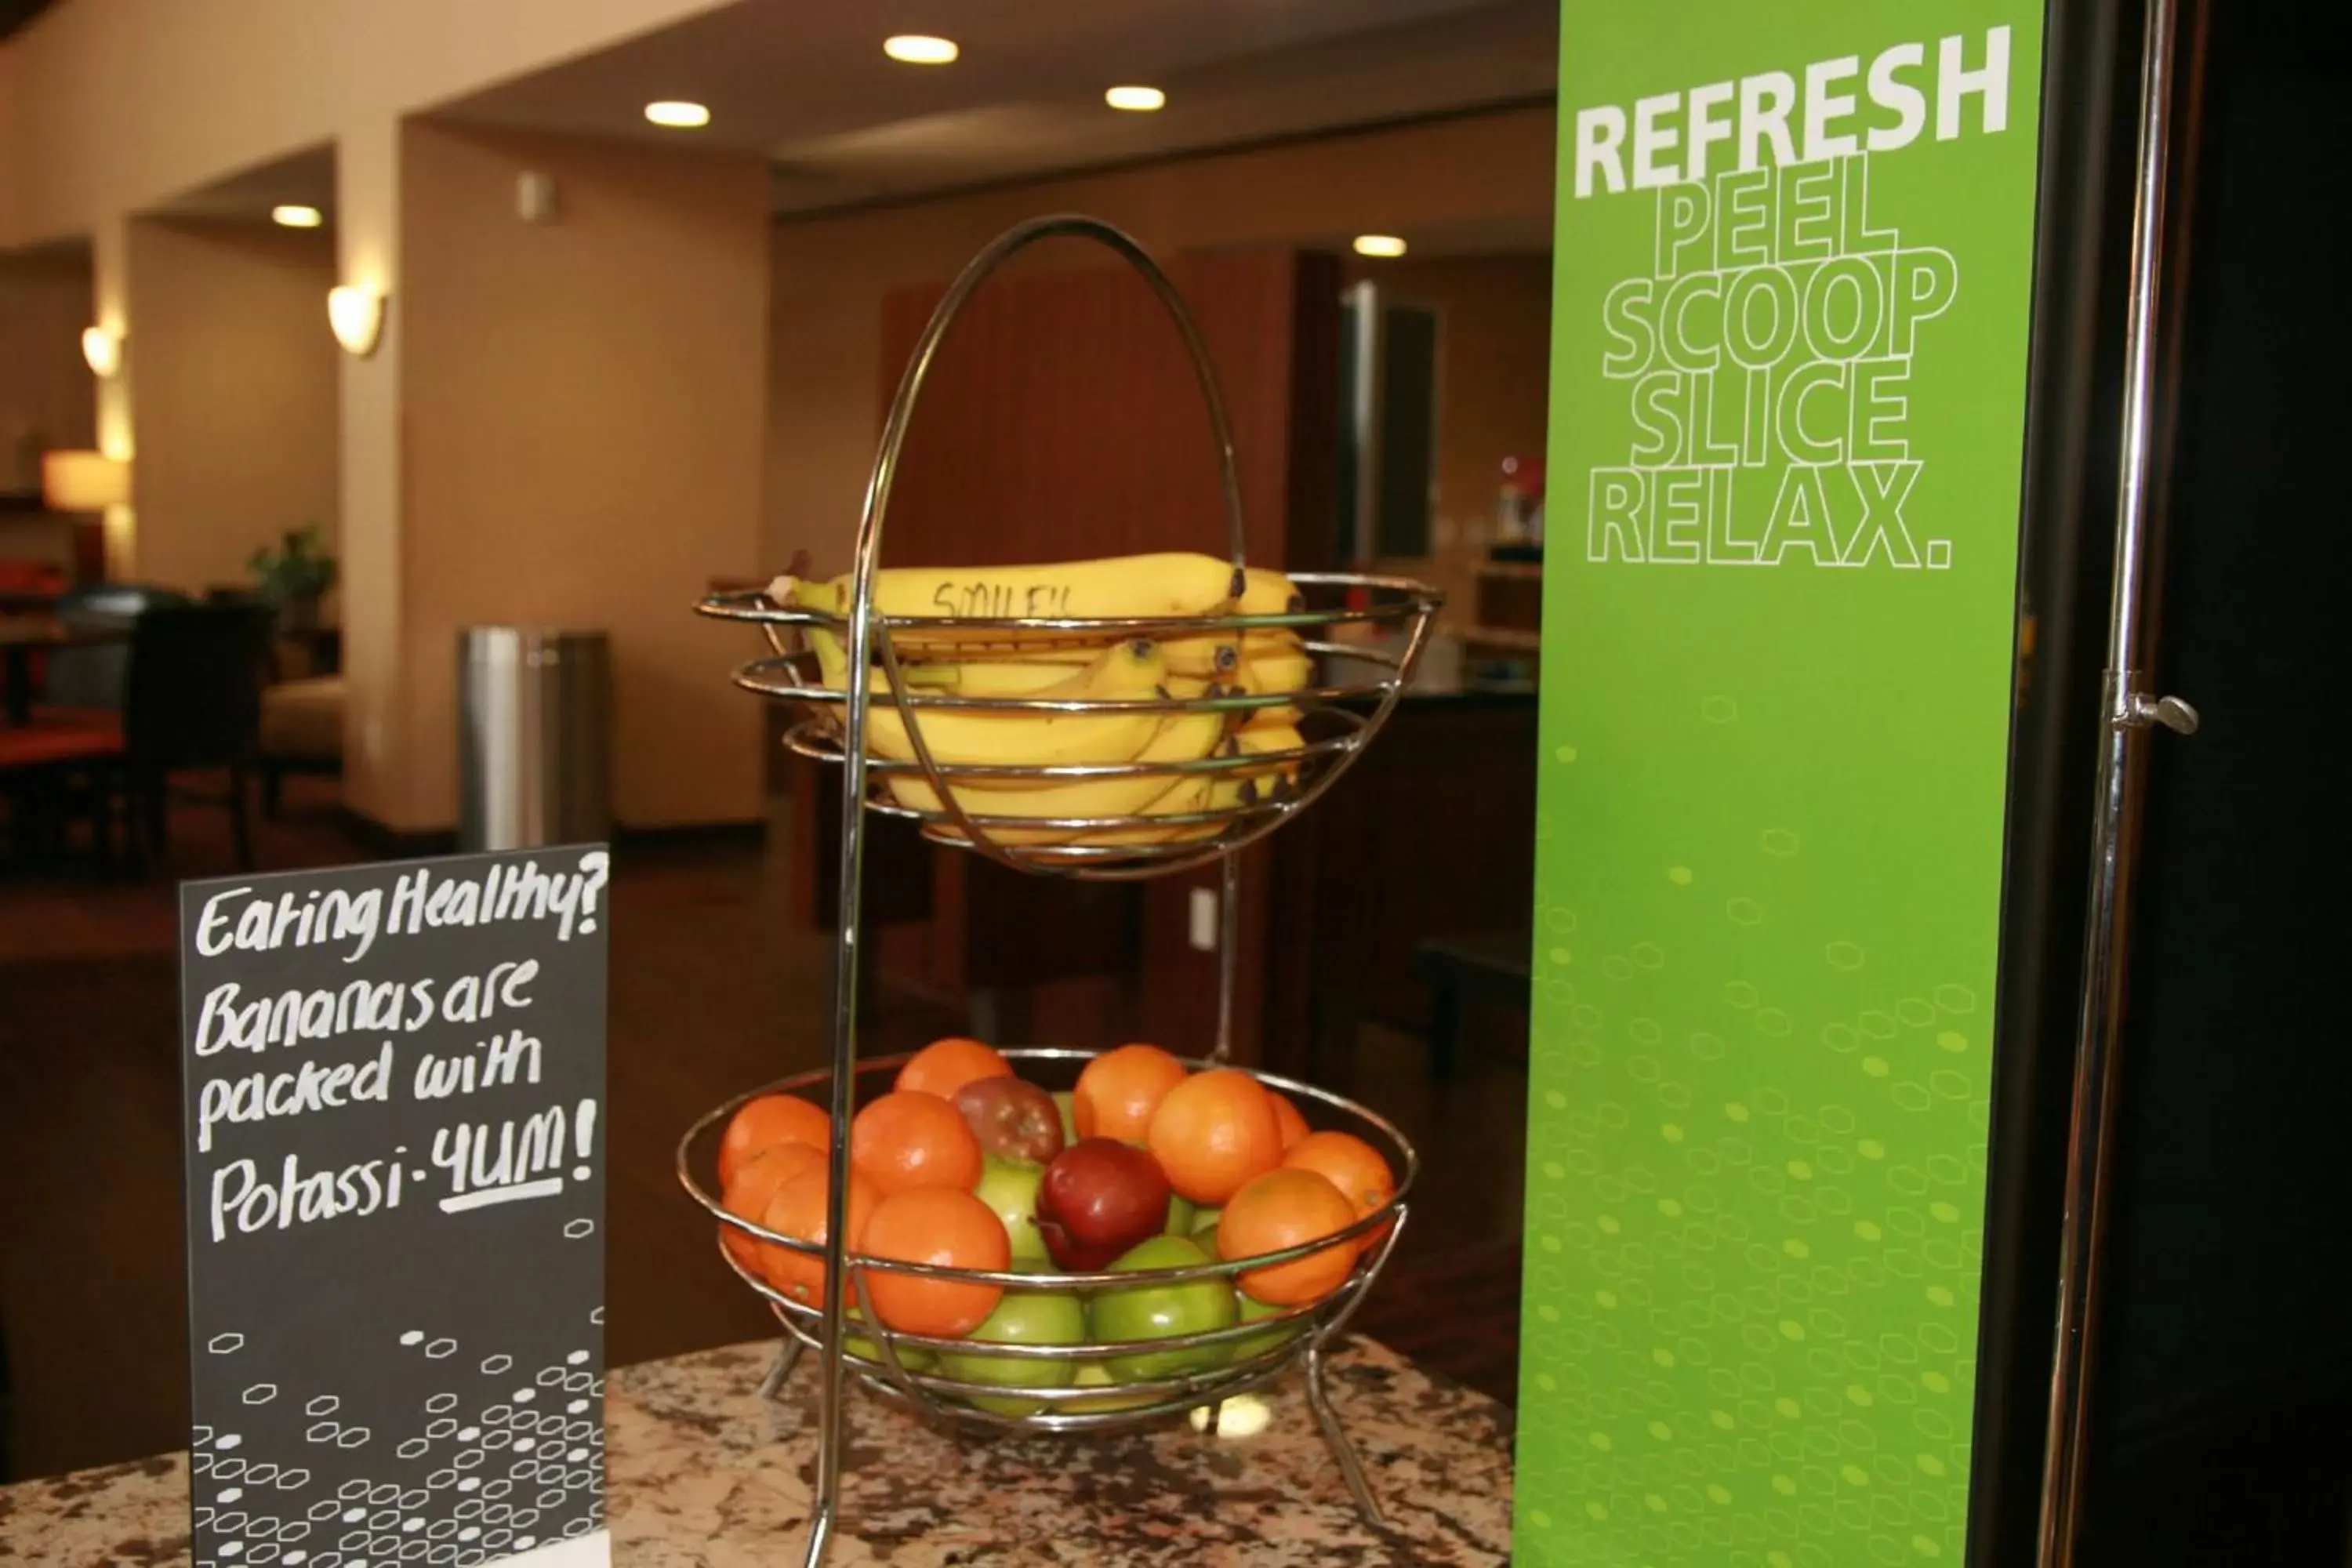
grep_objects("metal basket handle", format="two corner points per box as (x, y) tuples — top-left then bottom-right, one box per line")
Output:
(840, 216), (1249, 875)
(812, 217), (1252, 1544)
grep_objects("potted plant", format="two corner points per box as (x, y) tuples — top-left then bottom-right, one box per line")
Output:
(249, 523), (337, 633)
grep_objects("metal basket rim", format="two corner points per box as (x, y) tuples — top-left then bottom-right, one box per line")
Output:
(679, 1047), (1418, 1291)
(695, 568), (1445, 636)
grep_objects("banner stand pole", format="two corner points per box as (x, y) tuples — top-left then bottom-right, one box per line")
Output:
(2034, 0), (2205, 1559)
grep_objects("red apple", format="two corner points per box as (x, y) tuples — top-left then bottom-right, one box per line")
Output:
(954, 1076), (1066, 1165)
(1036, 1138), (1173, 1272)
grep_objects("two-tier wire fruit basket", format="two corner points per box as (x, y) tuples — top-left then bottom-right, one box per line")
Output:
(677, 214), (1444, 1567)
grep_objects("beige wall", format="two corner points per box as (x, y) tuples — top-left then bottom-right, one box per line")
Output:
(0, 250), (98, 573)
(0, 0), (737, 249)
(123, 220), (338, 597)
(0, 249), (96, 488)
(765, 104), (1555, 572)
(337, 118), (405, 824)
(1343, 252), (1552, 614)
(379, 122), (770, 831)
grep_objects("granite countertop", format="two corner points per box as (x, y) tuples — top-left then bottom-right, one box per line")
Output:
(0, 1336), (1513, 1566)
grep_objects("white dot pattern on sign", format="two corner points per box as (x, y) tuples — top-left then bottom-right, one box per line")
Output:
(194, 1331), (604, 1564)
(1519, 720), (1992, 1563)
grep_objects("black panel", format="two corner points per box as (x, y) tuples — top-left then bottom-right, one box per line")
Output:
(1972, 0), (2352, 1562)
(2082, 0), (2352, 1559)
(1968, 0), (2143, 1553)
(1374, 307), (1439, 560)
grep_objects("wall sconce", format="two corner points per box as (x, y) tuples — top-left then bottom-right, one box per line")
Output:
(81, 325), (123, 377)
(42, 449), (132, 510)
(328, 284), (387, 358)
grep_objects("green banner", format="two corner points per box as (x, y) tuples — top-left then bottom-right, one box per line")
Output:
(1518, 9), (2044, 1565)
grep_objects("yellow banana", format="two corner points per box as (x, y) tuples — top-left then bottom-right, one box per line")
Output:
(862, 640), (1168, 766)
(771, 563), (1301, 671)
(895, 705), (1229, 846)
(1063, 706), (1302, 849)
(1161, 572), (1301, 681)
(786, 553), (1240, 641)
(1169, 637), (1314, 724)
(894, 658), (1109, 699)
(1228, 718), (1308, 792)
(1238, 567), (1305, 615)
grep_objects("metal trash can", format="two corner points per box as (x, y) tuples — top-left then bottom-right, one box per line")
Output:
(458, 626), (612, 851)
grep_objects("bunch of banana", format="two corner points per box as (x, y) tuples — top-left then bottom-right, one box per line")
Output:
(763, 554), (1320, 852)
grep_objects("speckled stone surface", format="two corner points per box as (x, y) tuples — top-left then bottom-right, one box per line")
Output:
(0, 1336), (1512, 1566)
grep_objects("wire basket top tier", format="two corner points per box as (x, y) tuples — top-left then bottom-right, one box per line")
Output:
(697, 213), (1443, 880)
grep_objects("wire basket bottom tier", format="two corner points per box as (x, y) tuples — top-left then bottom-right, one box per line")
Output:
(678, 1048), (1419, 1436)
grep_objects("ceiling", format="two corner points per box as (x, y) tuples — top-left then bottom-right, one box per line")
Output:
(435, 0), (1557, 220)
(119, 0), (1557, 237)
(159, 146), (338, 223)
(0, 0), (56, 43)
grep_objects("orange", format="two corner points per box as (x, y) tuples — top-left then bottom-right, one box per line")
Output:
(718, 1140), (824, 1276)
(718, 1092), (832, 1189)
(1146, 1067), (1283, 1206)
(1282, 1131), (1396, 1253)
(851, 1090), (985, 1196)
(858, 1186), (1010, 1337)
(1269, 1091), (1310, 1153)
(896, 1037), (1014, 1101)
(1217, 1167), (1360, 1307)
(1073, 1044), (1189, 1142)
(757, 1163), (879, 1306)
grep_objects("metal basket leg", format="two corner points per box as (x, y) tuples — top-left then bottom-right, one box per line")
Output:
(758, 1337), (802, 1403)
(1305, 1345), (1386, 1527)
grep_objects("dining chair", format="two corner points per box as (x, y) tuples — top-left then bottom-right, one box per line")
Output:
(42, 583), (192, 712)
(114, 603), (276, 871)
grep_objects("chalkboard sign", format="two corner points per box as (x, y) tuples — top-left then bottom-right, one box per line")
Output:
(179, 847), (613, 1568)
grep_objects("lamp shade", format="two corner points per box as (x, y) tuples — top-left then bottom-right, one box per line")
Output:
(42, 450), (132, 510)
(81, 325), (123, 377)
(328, 284), (386, 357)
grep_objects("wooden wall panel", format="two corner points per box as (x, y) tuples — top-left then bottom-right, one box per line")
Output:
(873, 249), (1333, 572)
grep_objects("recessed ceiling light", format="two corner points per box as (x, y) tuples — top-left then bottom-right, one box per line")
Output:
(1352, 234), (1409, 259)
(884, 34), (959, 64)
(271, 205), (324, 229)
(1105, 85), (1167, 112)
(644, 100), (711, 129)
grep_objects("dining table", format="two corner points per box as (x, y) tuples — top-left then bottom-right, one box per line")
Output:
(0, 614), (126, 726)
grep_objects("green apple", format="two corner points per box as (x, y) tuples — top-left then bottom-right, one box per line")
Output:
(1165, 1192), (1197, 1236)
(842, 1306), (933, 1374)
(1089, 1234), (1236, 1383)
(974, 1157), (1051, 1265)
(1230, 1292), (1308, 1365)
(936, 1287), (1087, 1417)
(1064, 1359), (1155, 1414)
(1052, 1090), (1079, 1145)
